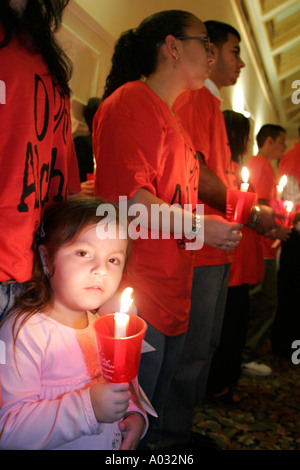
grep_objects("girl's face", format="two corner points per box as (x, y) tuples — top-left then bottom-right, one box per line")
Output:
(177, 18), (213, 90)
(47, 224), (128, 326)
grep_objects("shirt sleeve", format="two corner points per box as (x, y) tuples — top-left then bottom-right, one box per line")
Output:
(0, 319), (100, 450)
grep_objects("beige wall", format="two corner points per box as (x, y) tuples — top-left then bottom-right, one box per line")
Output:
(60, 0), (295, 152)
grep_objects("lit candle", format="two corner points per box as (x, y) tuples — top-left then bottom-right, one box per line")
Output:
(240, 167), (249, 192)
(283, 200), (294, 227)
(114, 288), (133, 338)
(114, 312), (129, 338)
(277, 175), (287, 200)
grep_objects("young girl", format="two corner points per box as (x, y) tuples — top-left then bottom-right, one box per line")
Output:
(0, 198), (147, 450)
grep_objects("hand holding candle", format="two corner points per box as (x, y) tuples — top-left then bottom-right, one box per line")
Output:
(226, 167), (257, 224)
(271, 176), (295, 227)
(94, 288), (147, 383)
(283, 200), (295, 228)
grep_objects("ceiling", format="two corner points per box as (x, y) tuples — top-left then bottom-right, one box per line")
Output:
(239, 0), (300, 133)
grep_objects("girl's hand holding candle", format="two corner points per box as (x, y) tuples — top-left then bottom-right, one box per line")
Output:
(94, 287), (147, 383)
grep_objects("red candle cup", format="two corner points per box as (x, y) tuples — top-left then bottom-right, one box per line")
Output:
(226, 189), (257, 224)
(270, 199), (286, 226)
(285, 211), (295, 228)
(271, 199), (295, 228)
(94, 313), (147, 383)
(86, 173), (95, 181)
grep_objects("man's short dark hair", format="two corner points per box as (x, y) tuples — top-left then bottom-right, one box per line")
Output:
(204, 20), (241, 47)
(257, 124), (286, 148)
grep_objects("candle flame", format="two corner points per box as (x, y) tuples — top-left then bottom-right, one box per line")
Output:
(284, 201), (293, 213)
(278, 175), (287, 190)
(120, 287), (133, 313)
(242, 167), (249, 184)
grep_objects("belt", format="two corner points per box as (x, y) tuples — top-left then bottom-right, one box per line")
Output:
(0, 280), (17, 286)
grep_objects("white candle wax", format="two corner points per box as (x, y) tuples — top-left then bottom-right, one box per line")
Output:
(240, 167), (249, 192)
(277, 175), (287, 200)
(276, 186), (282, 200)
(240, 182), (249, 192)
(114, 312), (129, 338)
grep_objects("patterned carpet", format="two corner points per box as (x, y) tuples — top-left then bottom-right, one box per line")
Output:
(192, 352), (300, 450)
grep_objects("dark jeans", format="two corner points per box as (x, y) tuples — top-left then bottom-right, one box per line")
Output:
(158, 264), (230, 446)
(206, 284), (250, 396)
(137, 320), (186, 447)
(243, 259), (277, 363)
(272, 230), (300, 356)
(0, 282), (26, 321)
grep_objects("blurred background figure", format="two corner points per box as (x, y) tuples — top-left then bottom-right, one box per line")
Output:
(73, 97), (101, 182)
(73, 97), (101, 197)
(242, 125), (291, 377)
(271, 124), (300, 357)
(205, 110), (264, 403)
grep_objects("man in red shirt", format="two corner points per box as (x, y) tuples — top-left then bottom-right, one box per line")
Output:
(242, 125), (290, 375)
(278, 125), (300, 189)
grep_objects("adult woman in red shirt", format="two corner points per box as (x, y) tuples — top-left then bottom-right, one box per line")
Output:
(93, 10), (242, 447)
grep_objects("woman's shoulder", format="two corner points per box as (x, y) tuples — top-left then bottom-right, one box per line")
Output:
(104, 81), (161, 113)
(97, 81), (165, 130)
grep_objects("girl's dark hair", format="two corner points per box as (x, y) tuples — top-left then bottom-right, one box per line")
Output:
(1, 198), (130, 339)
(223, 110), (250, 163)
(102, 9), (197, 100)
(0, 0), (72, 96)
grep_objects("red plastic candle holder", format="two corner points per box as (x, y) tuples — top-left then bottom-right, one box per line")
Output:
(270, 199), (295, 228)
(226, 189), (257, 224)
(86, 173), (95, 181)
(94, 313), (147, 383)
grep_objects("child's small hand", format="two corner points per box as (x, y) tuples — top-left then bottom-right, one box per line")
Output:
(90, 381), (131, 423)
(119, 413), (146, 450)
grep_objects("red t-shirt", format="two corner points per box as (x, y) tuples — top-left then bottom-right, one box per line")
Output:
(93, 81), (199, 336)
(174, 86), (237, 267)
(0, 29), (81, 282)
(278, 143), (300, 187)
(247, 155), (278, 259)
(229, 163), (264, 286)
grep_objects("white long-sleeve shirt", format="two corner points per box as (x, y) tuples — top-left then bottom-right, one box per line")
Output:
(0, 311), (147, 450)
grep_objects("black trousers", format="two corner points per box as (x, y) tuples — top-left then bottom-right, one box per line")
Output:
(206, 284), (250, 396)
(271, 230), (300, 357)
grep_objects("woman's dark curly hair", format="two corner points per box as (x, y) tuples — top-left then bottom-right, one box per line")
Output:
(102, 9), (198, 100)
(0, 0), (72, 96)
